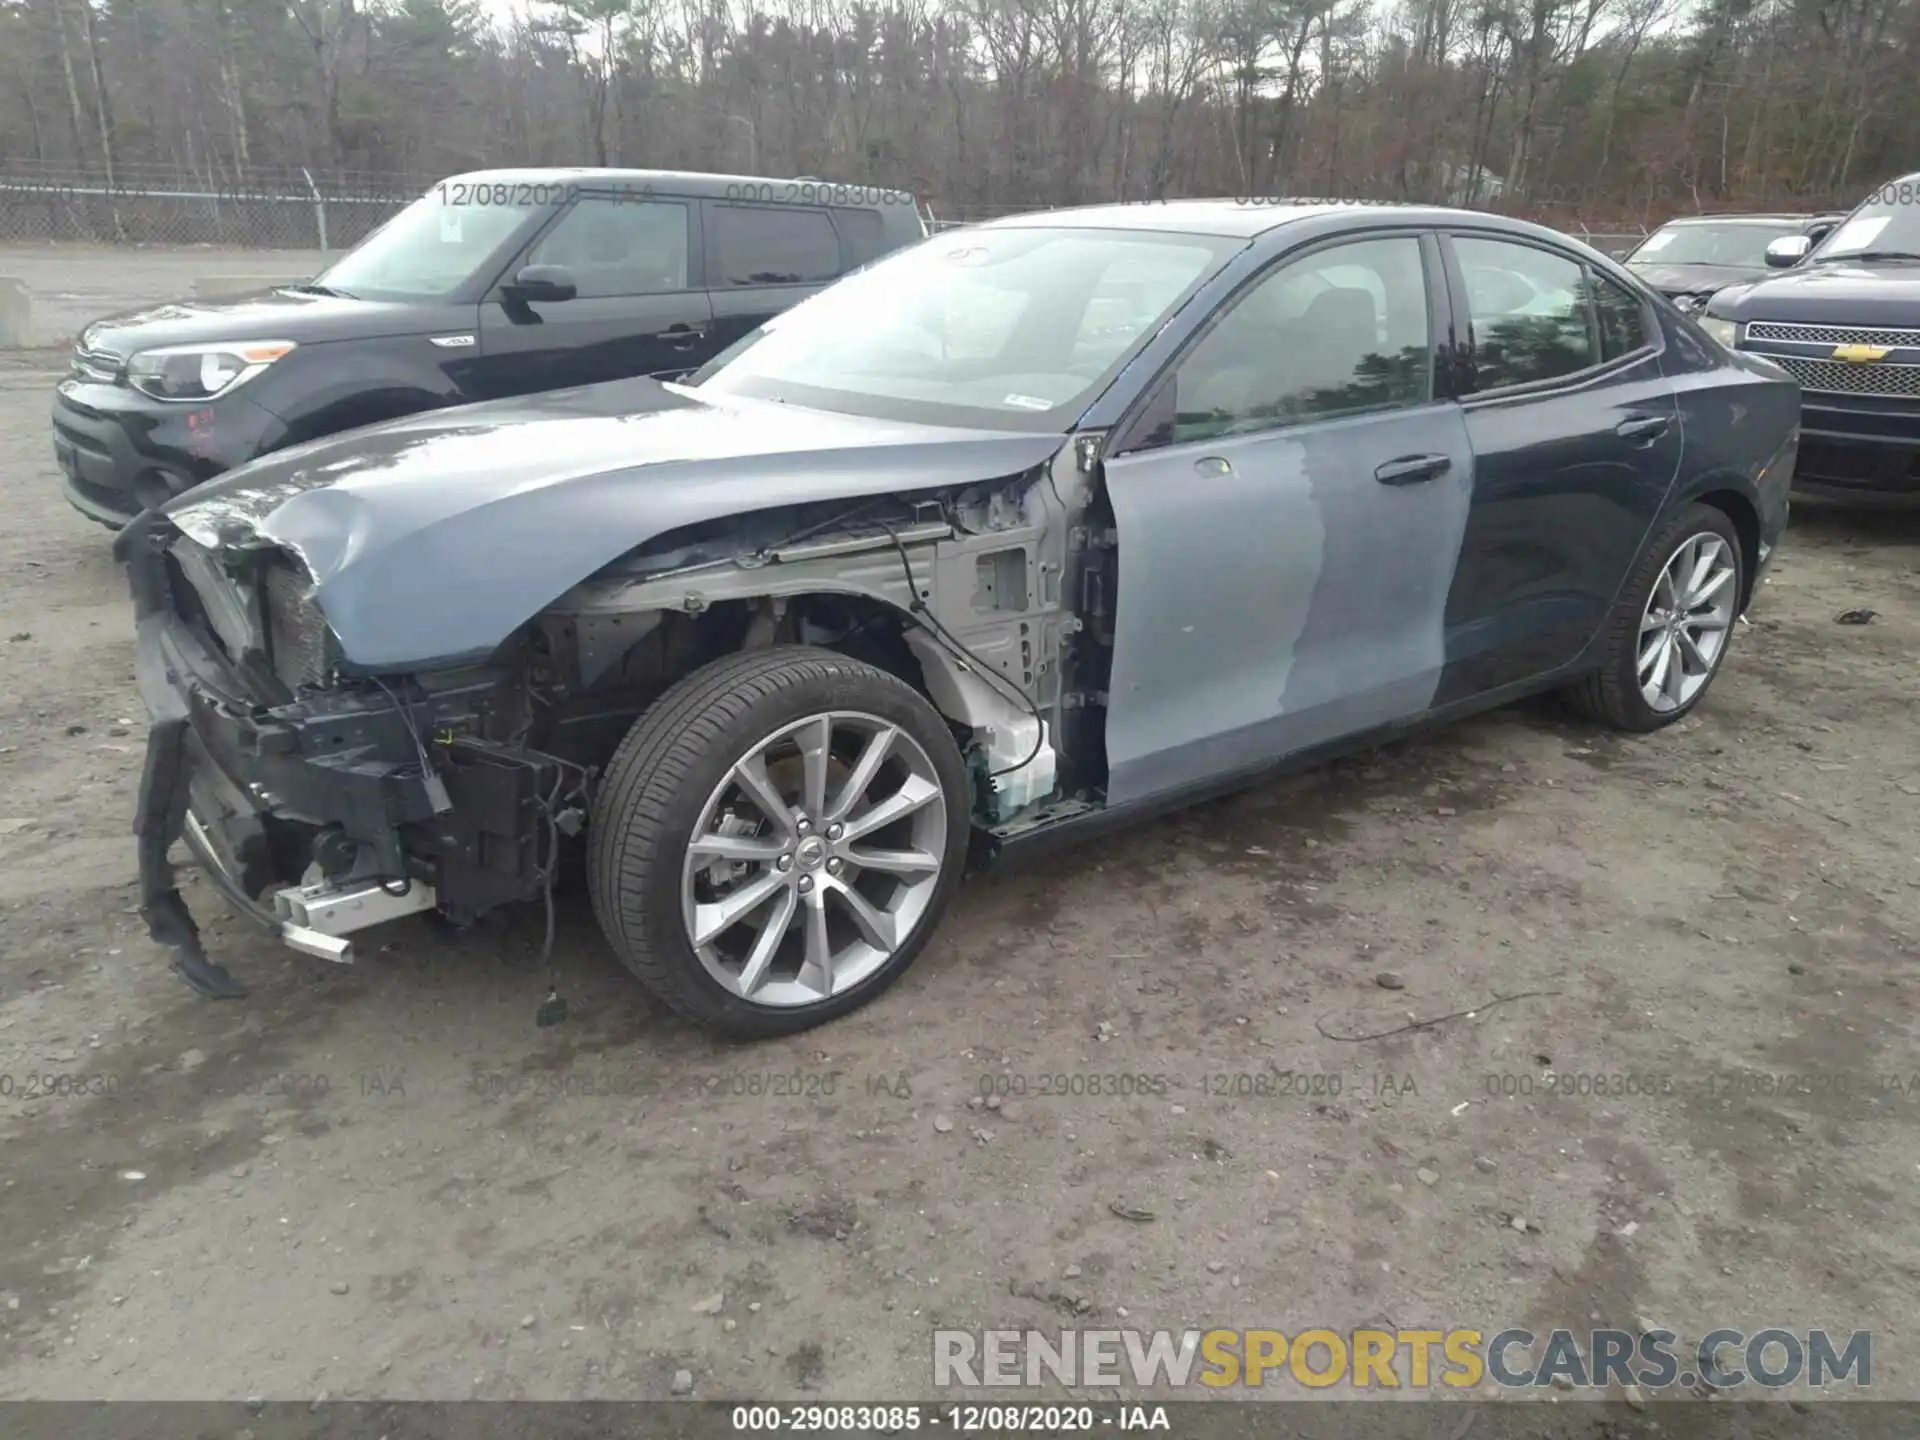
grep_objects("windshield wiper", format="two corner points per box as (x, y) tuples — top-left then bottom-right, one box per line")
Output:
(278, 281), (355, 298)
(1821, 251), (1920, 265)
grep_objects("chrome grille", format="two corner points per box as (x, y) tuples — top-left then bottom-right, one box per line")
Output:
(1769, 355), (1920, 399)
(264, 561), (334, 690)
(1746, 321), (1920, 348)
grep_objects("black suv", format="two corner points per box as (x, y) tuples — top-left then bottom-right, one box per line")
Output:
(53, 168), (927, 526)
(1699, 173), (1920, 502)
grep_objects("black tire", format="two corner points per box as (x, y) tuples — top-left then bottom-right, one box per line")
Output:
(1562, 502), (1745, 732)
(587, 645), (971, 1039)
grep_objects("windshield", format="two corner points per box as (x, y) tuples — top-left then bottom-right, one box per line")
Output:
(687, 226), (1240, 430)
(316, 188), (542, 300)
(1628, 222), (1800, 268)
(1810, 176), (1920, 262)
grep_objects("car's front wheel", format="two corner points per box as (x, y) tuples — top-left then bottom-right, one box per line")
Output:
(588, 646), (971, 1038)
(1563, 503), (1745, 731)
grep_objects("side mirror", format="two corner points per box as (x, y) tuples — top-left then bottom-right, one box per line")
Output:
(1765, 235), (1812, 268)
(503, 264), (577, 303)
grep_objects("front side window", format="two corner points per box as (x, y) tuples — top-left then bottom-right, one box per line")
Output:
(523, 198), (691, 297)
(1147, 235), (1433, 448)
(316, 188), (539, 301)
(687, 226), (1237, 430)
(712, 204), (843, 286)
(1455, 236), (1596, 390)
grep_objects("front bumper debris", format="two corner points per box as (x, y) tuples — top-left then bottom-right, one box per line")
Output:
(273, 875), (438, 962)
(135, 714), (444, 990)
(135, 715), (252, 998)
(120, 507), (453, 996)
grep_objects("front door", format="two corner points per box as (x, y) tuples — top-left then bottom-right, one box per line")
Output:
(1432, 231), (1684, 701)
(472, 194), (714, 400)
(1100, 231), (1475, 808)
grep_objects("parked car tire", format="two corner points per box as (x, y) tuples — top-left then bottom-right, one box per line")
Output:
(1563, 503), (1744, 732)
(588, 645), (971, 1038)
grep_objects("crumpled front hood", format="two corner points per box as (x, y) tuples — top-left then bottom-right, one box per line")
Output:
(166, 377), (1067, 670)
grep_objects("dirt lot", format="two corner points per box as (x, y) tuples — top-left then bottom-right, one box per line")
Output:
(1, 330), (1918, 1406)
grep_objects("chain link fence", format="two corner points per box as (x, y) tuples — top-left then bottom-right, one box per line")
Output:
(0, 162), (423, 251)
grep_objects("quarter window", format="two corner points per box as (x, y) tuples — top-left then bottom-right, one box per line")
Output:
(1153, 235), (1433, 448)
(522, 198), (690, 298)
(1593, 273), (1651, 361)
(1454, 236), (1596, 388)
(712, 204), (843, 286)
(832, 208), (887, 268)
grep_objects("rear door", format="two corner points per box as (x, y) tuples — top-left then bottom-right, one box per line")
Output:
(701, 199), (852, 354)
(1100, 231), (1477, 808)
(472, 192), (713, 398)
(1431, 231), (1682, 701)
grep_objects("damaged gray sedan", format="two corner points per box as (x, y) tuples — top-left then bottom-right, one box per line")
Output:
(120, 200), (1798, 1037)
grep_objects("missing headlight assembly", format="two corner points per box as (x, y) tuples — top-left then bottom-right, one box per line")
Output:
(122, 507), (589, 995)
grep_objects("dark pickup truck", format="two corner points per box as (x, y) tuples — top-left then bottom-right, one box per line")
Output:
(1699, 173), (1920, 502)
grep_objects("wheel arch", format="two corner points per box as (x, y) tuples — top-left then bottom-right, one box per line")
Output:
(1684, 483), (1762, 611)
(551, 578), (953, 724)
(584, 641), (975, 1038)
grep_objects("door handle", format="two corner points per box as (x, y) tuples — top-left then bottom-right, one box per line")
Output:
(1616, 414), (1671, 443)
(663, 323), (707, 349)
(1374, 453), (1451, 485)
(1194, 455), (1232, 478)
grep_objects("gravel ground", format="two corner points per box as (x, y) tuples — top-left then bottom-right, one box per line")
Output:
(0, 339), (1917, 1407)
(0, 244), (327, 346)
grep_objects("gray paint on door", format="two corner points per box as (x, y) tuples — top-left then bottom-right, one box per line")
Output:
(1101, 402), (1475, 807)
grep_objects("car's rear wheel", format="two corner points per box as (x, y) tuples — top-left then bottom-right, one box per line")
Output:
(1563, 503), (1744, 731)
(588, 645), (970, 1038)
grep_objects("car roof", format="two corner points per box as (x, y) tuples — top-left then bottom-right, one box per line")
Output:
(971, 198), (1548, 240)
(439, 167), (921, 208)
(1655, 213), (1821, 225)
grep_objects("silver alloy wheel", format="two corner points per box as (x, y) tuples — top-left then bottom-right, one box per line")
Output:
(1639, 532), (1737, 713)
(680, 710), (950, 1007)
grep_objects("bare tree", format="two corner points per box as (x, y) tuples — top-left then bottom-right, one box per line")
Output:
(1, 0), (1917, 230)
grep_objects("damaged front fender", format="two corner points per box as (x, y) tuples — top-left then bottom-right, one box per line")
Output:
(161, 377), (1067, 673)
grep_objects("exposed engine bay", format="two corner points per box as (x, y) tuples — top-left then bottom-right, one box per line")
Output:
(123, 436), (1118, 978)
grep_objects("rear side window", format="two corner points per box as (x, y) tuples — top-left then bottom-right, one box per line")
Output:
(1454, 236), (1595, 389)
(1593, 273), (1651, 361)
(833, 209), (887, 267)
(712, 204), (842, 286)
